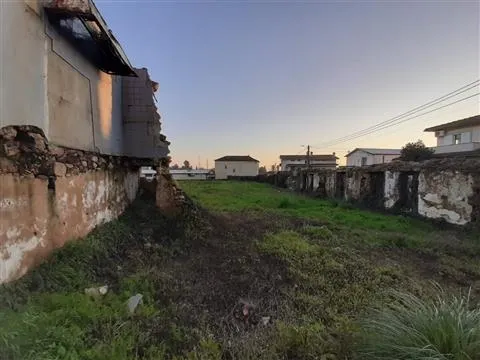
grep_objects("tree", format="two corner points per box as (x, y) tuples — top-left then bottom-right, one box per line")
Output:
(270, 164), (277, 172)
(182, 160), (192, 169)
(170, 163), (179, 169)
(400, 140), (434, 162)
(259, 166), (267, 174)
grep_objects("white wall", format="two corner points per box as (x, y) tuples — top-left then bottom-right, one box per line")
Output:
(281, 159), (336, 171)
(215, 161), (259, 180)
(434, 125), (480, 153)
(347, 151), (398, 167)
(0, 0), (124, 155)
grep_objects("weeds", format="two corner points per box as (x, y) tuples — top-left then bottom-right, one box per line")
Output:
(357, 288), (480, 360)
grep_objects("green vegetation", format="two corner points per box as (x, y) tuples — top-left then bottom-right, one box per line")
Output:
(1, 181), (478, 359)
(357, 289), (480, 360)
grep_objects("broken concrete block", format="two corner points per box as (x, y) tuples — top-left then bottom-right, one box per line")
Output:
(54, 162), (67, 177)
(127, 294), (143, 314)
(0, 126), (17, 140)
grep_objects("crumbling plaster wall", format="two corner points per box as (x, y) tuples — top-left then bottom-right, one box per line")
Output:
(0, 169), (139, 283)
(384, 171), (400, 209)
(418, 170), (474, 225)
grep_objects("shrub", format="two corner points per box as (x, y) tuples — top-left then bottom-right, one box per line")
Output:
(400, 140), (435, 162)
(357, 288), (480, 360)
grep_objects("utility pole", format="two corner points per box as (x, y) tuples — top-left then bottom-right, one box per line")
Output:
(306, 145), (311, 171)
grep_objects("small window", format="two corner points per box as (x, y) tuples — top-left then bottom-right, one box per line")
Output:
(453, 134), (461, 145)
(361, 157), (367, 166)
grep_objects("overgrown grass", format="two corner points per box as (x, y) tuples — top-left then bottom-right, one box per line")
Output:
(180, 181), (436, 247)
(357, 288), (480, 360)
(0, 198), (214, 360)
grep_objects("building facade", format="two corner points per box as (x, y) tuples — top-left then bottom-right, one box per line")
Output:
(280, 154), (338, 171)
(424, 115), (480, 155)
(214, 156), (259, 180)
(170, 169), (211, 180)
(346, 148), (401, 167)
(0, 0), (170, 283)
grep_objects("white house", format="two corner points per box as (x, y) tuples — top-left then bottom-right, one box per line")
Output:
(214, 156), (259, 180)
(424, 115), (480, 155)
(280, 154), (338, 171)
(346, 148), (401, 167)
(170, 169), (211, 180)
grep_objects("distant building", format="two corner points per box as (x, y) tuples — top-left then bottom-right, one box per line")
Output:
(346, 148), (401, 167)
(279, 154), (338, 171)
(170, 169), (211, 180)
(424, 115), (480, 155)
(214, 156), (259, 180)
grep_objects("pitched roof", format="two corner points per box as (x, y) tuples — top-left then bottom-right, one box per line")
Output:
(345, 148), (401, 157)
(280, 154), (338, 161)
(215, 155), (259, 162)
(424, 115), (480, 132)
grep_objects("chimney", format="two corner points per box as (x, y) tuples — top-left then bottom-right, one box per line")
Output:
(332, 152), (336, 156)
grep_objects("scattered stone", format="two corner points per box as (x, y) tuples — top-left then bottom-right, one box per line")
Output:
(81, 160), (88, 167)
(261, 316), (271, 326)
(92, 156), (98, 162)
(54, 162), (67, 177)
(92, 162), (98, 169)
(3, 142), (20, 157)
(50, 145), (65, 157)
(127, 294), (143, 314)
(0, 126), (17, 140)
(85, 285), (109, 297)
(144, 242), (152, 248)
(66, 163), (74, 169)
(37, 174), (48, 180)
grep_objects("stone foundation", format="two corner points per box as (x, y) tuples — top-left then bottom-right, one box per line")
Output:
(0, 125), (161, 283)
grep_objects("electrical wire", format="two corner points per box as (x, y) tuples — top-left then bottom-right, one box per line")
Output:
(311, 80), (479, 148)
(315, 91), (480, 149)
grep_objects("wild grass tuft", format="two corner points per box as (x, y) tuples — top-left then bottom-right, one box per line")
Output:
(357, 288), (480, 360)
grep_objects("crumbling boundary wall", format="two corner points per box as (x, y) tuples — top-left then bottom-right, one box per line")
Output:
(0, 125), (157, 283)
(255, 159), (480, 226)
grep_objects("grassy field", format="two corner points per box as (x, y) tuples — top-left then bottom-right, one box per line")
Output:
(0, 181), (479, 359)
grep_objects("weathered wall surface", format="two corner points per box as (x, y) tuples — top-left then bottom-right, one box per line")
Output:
(418, 170), (474, 225)
(255, 159), (480, 226)
(1, 1), (169, 159)
(0, 169), (139, 283)
(384, 171), (400, 209)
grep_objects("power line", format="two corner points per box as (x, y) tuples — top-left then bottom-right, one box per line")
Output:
(315, 92), (480, 149)
(311, 80), (479, 149)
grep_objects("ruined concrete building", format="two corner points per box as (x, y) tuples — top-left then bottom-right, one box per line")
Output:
(0, 0), (172, 283)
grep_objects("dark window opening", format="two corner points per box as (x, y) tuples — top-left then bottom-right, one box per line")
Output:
(45, 12), (136, 76)
(453, 134), (461, 145)
(361, 157), (367, 166)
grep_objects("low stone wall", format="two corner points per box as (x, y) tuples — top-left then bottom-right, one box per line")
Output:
(0, 125), (156, 283)
(252, 159), (480, 226)
(0, 169), (138, 283)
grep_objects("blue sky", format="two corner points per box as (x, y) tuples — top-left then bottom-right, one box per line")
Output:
(97, 1), (479, 167)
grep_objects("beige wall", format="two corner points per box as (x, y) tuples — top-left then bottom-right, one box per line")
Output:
(0, 169), (139, 283)
(215, 161), (259, 179)
(1, 0), (124, 155)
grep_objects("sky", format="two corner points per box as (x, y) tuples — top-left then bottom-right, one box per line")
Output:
(97, 0), (480, 167)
